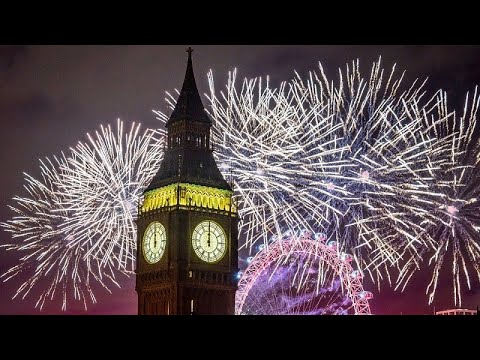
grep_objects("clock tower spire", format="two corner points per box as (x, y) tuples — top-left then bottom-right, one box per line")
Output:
(135, 48), (239, 315)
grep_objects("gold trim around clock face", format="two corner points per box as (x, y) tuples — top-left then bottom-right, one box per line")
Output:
(142, 221), (167, 264)
(191, 220), (227, 263)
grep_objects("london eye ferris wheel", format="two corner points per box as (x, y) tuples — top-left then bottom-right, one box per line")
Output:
(235, 231), (373, 315)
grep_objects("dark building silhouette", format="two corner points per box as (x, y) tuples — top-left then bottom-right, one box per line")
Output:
(135, 48), (239, 315)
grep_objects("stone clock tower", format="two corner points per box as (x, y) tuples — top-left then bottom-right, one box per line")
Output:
(135, 48), (239, 315)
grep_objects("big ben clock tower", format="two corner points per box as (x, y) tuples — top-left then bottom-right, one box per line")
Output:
(135, 48), (239, 315)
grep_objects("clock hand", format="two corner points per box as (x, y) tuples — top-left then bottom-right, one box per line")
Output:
(207, 222), (211, 248)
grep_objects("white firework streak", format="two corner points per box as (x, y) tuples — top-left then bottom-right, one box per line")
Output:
(206, 69), (322, 250)
(0, 119), (163, 311)
(203, 60), (453, 289)
(290, 58), (454, 285)
(57, 119), (164, 272)
(0, 156), (124, 311)
(396, 87), (480, 306)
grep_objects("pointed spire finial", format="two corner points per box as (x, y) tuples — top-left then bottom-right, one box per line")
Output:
(164, 46), (211, 127)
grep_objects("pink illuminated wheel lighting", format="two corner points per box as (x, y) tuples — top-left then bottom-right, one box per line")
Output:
(235, 232), (372, 315)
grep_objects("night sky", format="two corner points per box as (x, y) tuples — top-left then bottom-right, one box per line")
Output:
(1, 45), (480, 315)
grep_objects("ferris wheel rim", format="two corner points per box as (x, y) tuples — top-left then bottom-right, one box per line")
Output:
(235, 234), (372, 315)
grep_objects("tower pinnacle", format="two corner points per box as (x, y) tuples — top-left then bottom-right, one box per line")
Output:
(166, 46), (210, 126)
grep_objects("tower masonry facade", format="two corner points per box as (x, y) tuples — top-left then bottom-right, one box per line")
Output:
(135, 48), (239, 315)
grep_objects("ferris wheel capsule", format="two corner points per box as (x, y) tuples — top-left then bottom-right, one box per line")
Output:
(314, 233), (327, 242)
(300, 229), (312, 238)
(327, 240), (337, 248)
(359, 291), (373, 300)
(246, 256), (254, 264)
(341, 253), (353, 262)
(351, 270), (363, 279)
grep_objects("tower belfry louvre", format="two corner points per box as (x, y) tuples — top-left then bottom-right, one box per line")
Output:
(135, 47), (239, 315)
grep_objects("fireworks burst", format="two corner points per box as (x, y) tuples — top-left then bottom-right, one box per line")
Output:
(396, 88), (480, 306)
(1, 120), (162, 310)
(57, 119), (163, 271)
(205, 59), (454, 288)
(206, 70), (316, 250)
(0, 156), (123, 311)
(288, 58), (456, 284)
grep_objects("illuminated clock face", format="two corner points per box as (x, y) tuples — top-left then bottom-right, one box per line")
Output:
(192, 220), (227, 263)
(142, 222), (167, 264)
